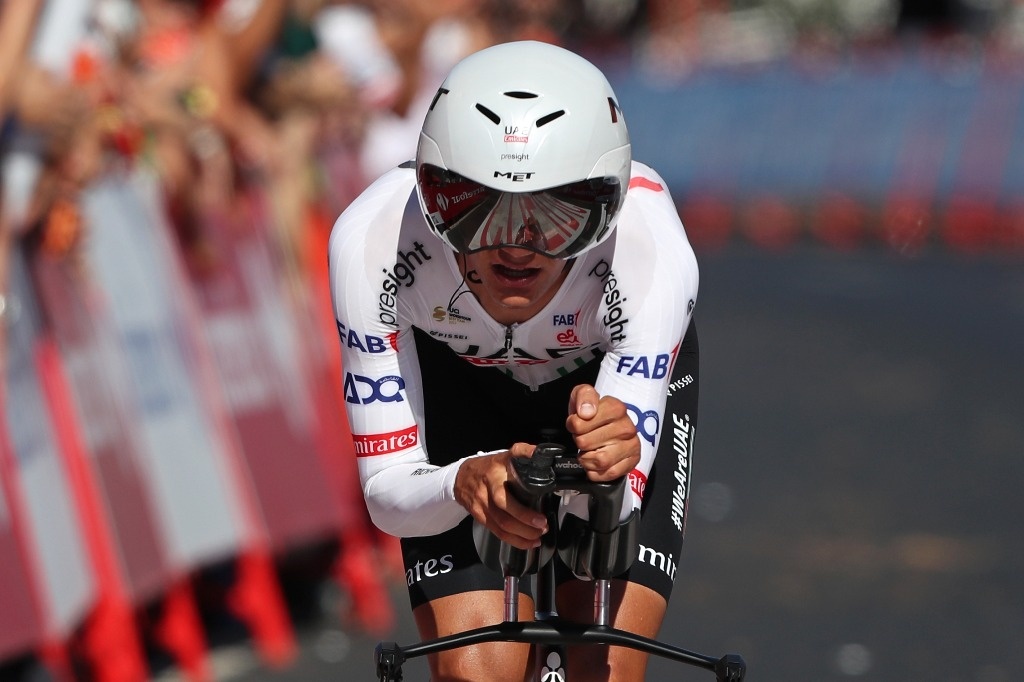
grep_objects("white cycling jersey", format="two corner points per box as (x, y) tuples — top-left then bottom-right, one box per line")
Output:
(328, 161), (698, 537)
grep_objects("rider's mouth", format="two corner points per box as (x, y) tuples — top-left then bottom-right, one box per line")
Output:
(493, 264), (540, 284)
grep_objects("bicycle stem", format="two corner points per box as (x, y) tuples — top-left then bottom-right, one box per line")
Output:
(504, 575), (520, 622)
(508, 569), (611, 627)
(594, 578), (611, 626)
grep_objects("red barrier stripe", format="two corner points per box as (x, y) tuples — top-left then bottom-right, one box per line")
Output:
(154, 579), (210, 682)
(35, 336), (149, 682)
(301, 202), (398, 634)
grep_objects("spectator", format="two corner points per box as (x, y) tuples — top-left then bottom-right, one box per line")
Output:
(1, 0), (45, 369)
(315, 0), (500, 182)
(116, 0), (276, 264)
(228, 0), (364, 279)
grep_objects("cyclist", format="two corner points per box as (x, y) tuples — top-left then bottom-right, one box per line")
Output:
(329, 40), (699, 682)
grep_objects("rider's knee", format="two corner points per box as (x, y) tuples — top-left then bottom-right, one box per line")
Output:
(430, 642), (531, 682)
(567, 646), (648, 682)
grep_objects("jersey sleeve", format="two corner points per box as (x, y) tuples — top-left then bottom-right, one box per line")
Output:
(328, 170), (469, 537)
(590, 164), (699, 518)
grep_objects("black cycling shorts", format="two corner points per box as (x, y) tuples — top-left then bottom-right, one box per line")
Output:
(400, 320), (699, 610)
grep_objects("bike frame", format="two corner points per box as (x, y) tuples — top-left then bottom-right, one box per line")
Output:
(374, 446), (746, 681)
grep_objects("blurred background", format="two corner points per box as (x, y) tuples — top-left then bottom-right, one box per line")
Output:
(1, 1), (1022, 681)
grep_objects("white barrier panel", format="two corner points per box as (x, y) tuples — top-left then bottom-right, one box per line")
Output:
(79, 170), (246, 570)
(1, 246), (95, 642)
(187, 198), (343, 551)
(32, 250), (174, 604)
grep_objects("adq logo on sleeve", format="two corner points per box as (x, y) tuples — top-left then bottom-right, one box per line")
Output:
(344, 373), (407, 404)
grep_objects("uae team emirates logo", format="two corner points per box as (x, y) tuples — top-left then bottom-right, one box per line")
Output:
(353, 426), (419, 456)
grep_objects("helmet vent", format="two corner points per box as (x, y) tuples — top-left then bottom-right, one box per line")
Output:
(608, 97), (620, 123)
(429, 87), (449, 111)
(536, 110), (565, 127)
(475, 103), (501, 125)
(504, 91), (538, 99)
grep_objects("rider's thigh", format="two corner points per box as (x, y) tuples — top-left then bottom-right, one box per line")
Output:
(413, 590), (534, 682)
(558, 579), (668, 682)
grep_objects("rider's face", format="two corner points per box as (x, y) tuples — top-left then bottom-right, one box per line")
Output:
(461, 246), (572, 325)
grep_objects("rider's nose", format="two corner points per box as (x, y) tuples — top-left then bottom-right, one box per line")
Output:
(497, 246), (535, 264)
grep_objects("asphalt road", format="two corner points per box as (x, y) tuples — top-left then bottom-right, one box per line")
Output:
(160, 242), (1024, 682)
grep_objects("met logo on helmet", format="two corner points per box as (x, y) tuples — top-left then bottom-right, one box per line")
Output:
(494, 171), (535, 181)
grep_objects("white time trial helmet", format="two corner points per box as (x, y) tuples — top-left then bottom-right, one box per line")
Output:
(415, 40), (631, 259)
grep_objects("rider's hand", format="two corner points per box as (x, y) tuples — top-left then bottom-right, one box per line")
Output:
(566, 384), (640, 481)
(453, 444), (549, 550)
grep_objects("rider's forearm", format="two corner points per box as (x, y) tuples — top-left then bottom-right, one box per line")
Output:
(0, 0), (43, 111)
(361, 458), (475, 537)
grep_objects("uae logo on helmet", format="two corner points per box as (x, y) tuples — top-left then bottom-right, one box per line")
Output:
(504, 125), (529, 143)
